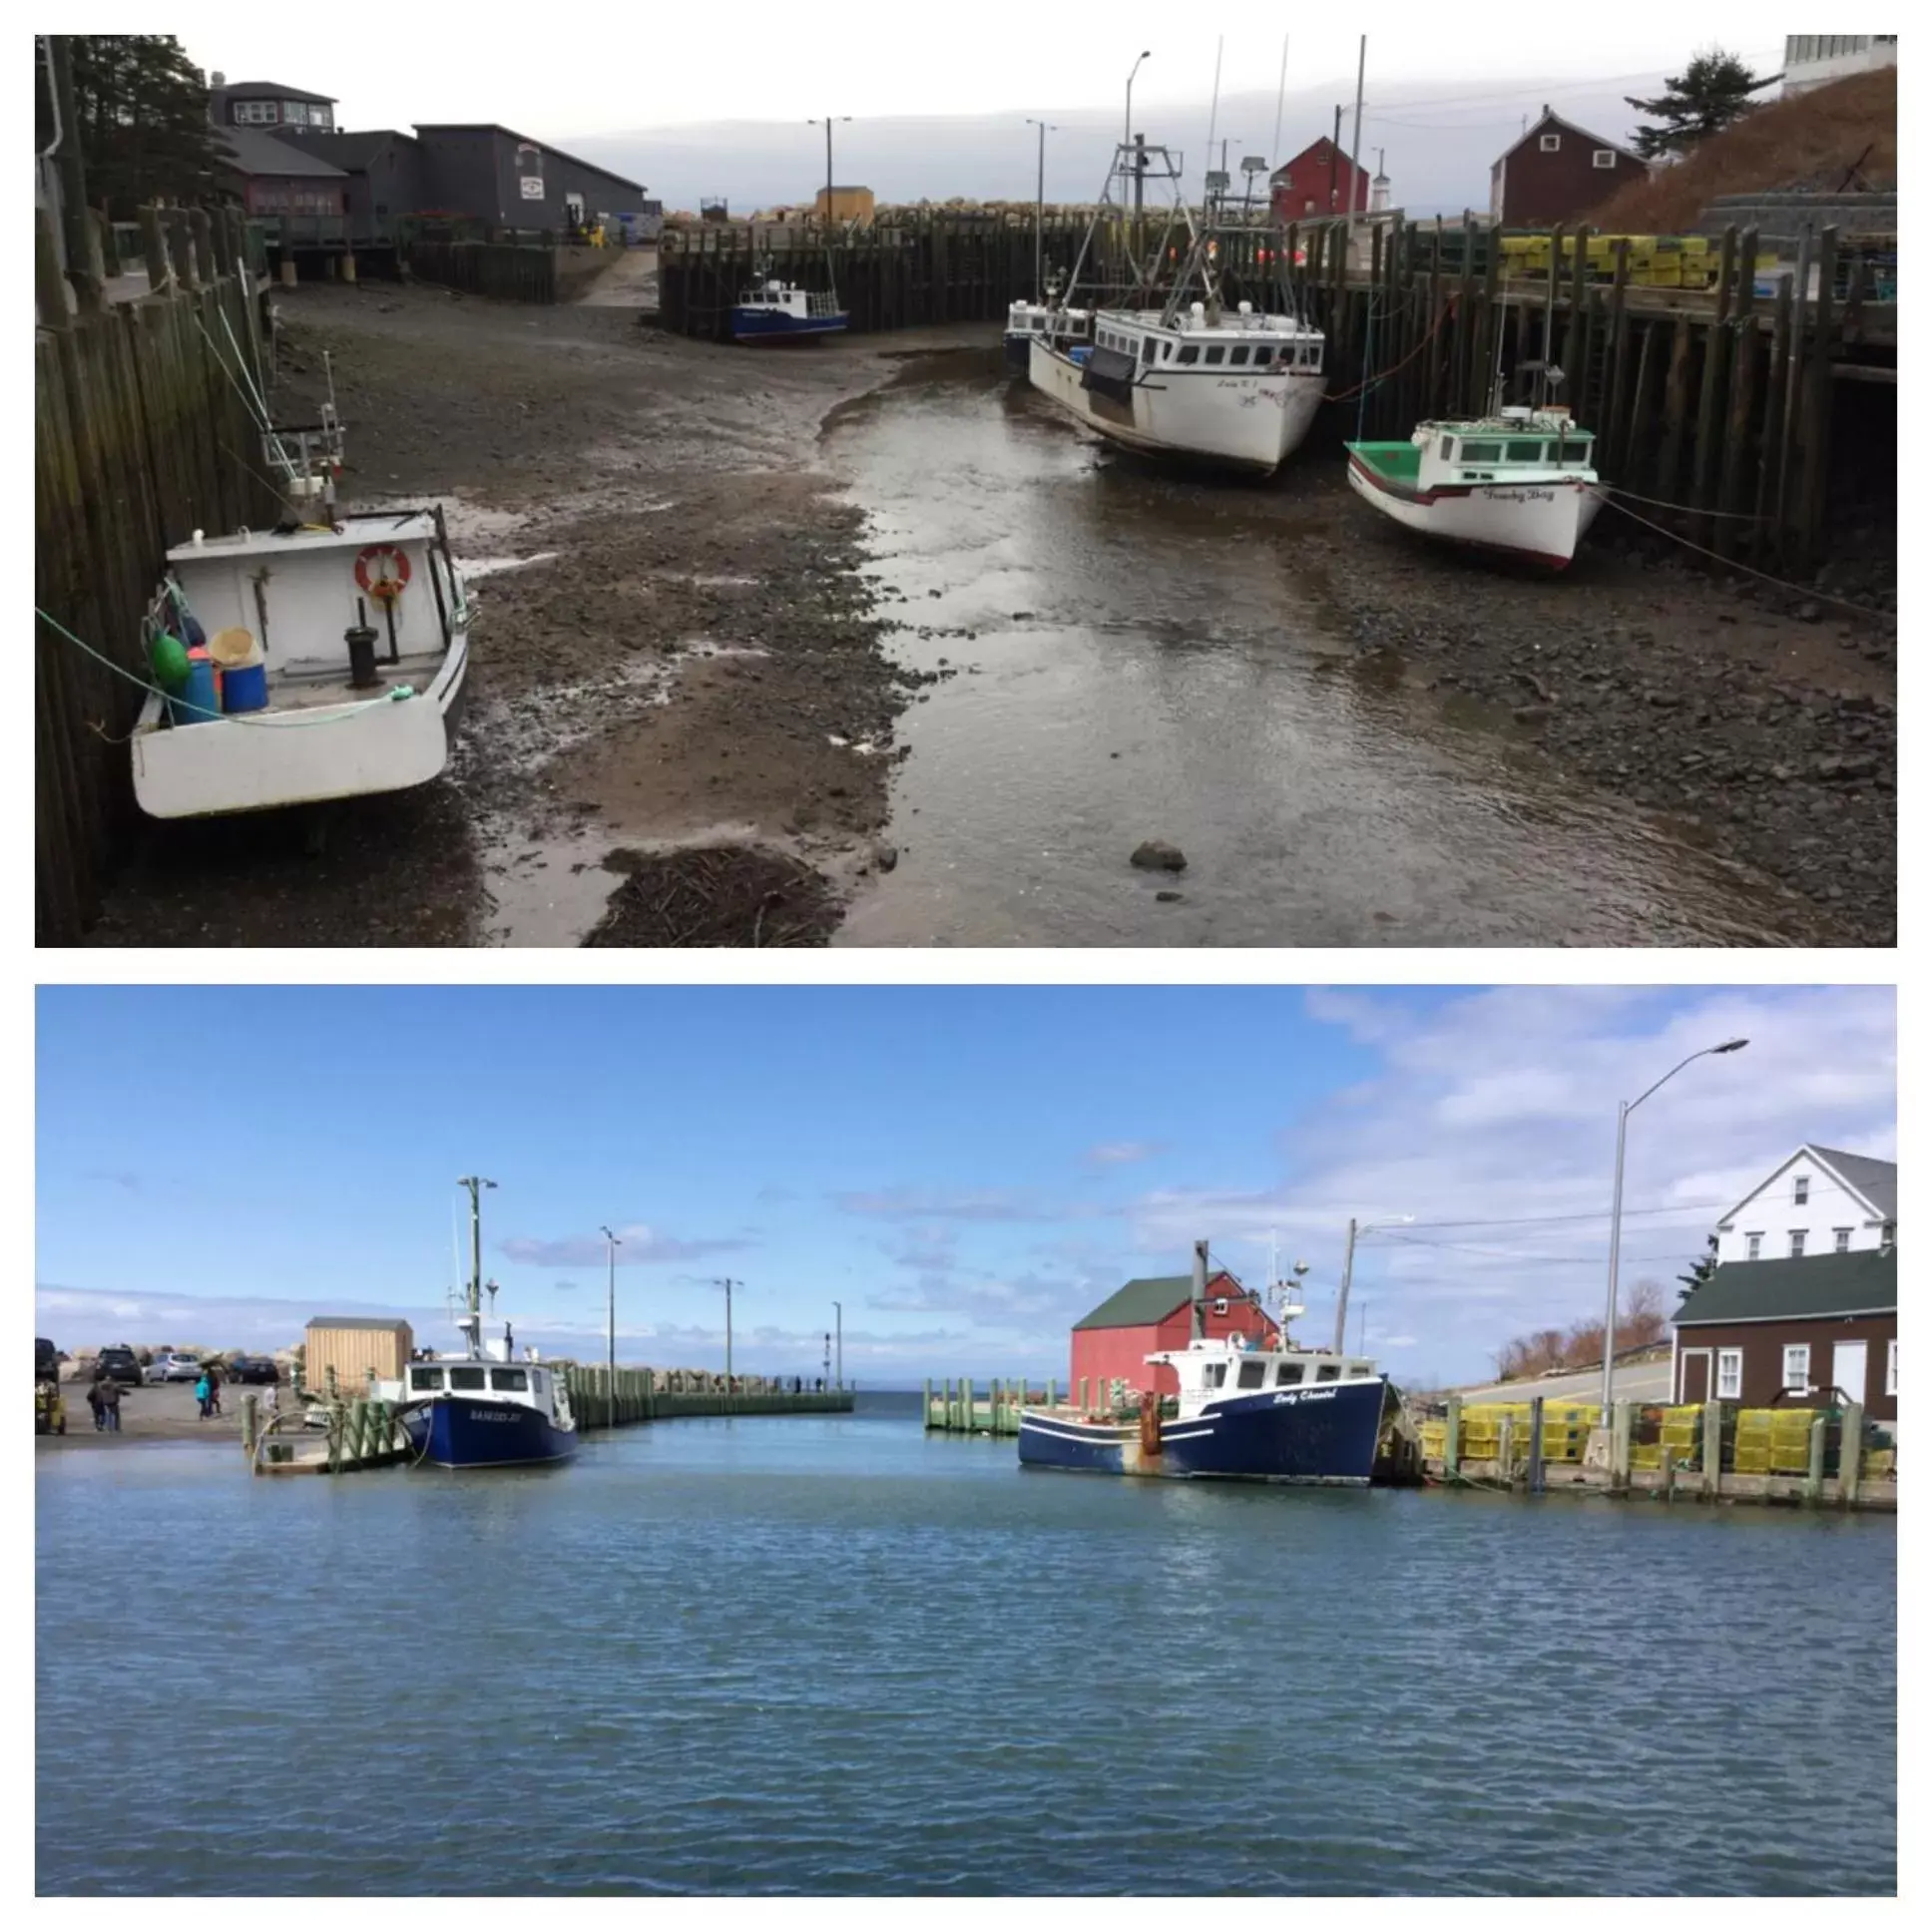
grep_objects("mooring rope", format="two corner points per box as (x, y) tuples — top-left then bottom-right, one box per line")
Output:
(1324, 294), (1457, 406)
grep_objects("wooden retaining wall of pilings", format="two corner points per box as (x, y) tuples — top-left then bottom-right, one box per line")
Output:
(661, 212), (1893, 575)
(404, 239), (558, 304)
(561, 1364), (852, 1429)
(35, 202), (280, 947)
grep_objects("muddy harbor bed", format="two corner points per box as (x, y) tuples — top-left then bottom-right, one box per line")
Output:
(84, 284), (1892, 947)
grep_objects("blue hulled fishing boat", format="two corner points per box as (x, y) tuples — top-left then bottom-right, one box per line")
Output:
(1018, 1241), (1390, 1485)
(730, 275), (848, 343)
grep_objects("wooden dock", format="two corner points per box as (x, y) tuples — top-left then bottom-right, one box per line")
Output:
(922, 1377), (1068, 1437)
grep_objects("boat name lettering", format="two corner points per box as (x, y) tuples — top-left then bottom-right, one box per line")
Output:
(467, 1409), (518, 1423)
(1484, 488), (1557, 504)
(1271, 1388), (1339, 1405)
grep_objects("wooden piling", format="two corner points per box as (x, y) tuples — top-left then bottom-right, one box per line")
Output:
(1804, 1413), (1828, 1504)
(1839, 1401), (1864, 1506)
(1795, 226), (1840, 567)
(1754, 273), (1795, 563)
(1443, 1395), (1461, 1478)
(1700, 1402), (1723, 1500)
(1610, 1400), (1632, 1493)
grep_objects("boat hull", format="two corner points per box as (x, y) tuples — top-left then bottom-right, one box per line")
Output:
(730, 308), (848, 342)
(1028, 338), (1323, 475)
(131, 631), (470, 818)
(1018, 1379), (1387, 1485)
(1345, 451), (1604, 567)
(403, 1394), (577, 1469)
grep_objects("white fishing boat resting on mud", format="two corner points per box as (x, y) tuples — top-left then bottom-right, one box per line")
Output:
(1026, 141), (1326, 475)
(131, 508), (470, 820)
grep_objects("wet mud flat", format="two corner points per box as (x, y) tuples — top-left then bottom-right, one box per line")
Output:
(85, 284), (942, 947)
(84, 290), (1893, 947)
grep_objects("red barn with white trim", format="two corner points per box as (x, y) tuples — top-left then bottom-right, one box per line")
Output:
(1269, 137), (1370, 222)
(1071, 1270), (1279, 1398)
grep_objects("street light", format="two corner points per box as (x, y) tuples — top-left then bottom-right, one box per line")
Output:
(1599, 1038), (1749, 1413)
(713, 1277), (739, 1409)
(807, 117), (851, 233)
(600, 1224), (621, 1426)
(1125, 51), (1150, 150)
(1333, 1213), (1412, 1355)
(1025, 118), (1059, 297)
(832, 1299), (843, 1390)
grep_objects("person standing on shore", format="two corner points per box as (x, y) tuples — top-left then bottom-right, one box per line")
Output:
(194, 1368), (211, 1420)
(206, 1364), (224, 1418)
(96, 1375), (122, 1434)
(86, 1377), (105, 1432)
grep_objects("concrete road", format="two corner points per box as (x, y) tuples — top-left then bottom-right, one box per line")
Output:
(573, 245), (658, 307)
(1450, 1357), (1675, 1407)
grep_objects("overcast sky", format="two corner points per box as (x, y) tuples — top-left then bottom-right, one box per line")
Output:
(175, 4), (1785, 148)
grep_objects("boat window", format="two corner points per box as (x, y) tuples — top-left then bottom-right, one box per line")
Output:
(1505, 440), (1544, 462)
(1275, 1362), (1304, 1386)
(1460, 441), (1503, 464)
(1227, 345), (1250, 366)
(1141, 335), (1155, 364)
(530, 1370), (545, 1393)
(409, 1367), (444, 1392)
(448, 1366), (486, 1391)
(1251, 345), (1273, 366)
(1315, 1363), (1341, 1384)
(1177, 344), (1200, 364)
(1205, 345), (1226, 365)
(1439, 437), (1454, 459)
(491, 1368), (528, 1392)
(1204, 1362), (1227, 1387)
(1236, 1360), (1266, 1389)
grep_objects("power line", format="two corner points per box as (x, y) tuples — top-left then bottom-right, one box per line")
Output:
(1366, 1177), (1880, 1235)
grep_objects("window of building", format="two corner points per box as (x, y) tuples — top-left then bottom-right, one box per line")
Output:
(1794, 1175), (1809, 1206)
(1834, 1227), (1852, 1252)
(1236, 1360), (1265, 1390)
(1205, 345), (1226, 365)
(1315, 1362), (1341, 1383)
(1716, 1349), (1743, 1400)
(491, 1368), (528, 1392)
(1275, 1362), (1304, 1386)
(1886, 1339), (1897, 1397)
(1540, 133), (1561, 152)
(1302, 198), (1315, 215)
(1746, 1231), (1763, 1260)
(448, 1366), (486, 1390)
(1789, 1230), (1806, 1258)
(1782, 1344), (1810, 1393)
(1593, 150), (1617, 169)
(409, 1367), (444, 1391)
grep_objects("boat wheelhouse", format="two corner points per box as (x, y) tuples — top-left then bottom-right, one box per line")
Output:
(130, 508), (470, 819)
(1025, 142), (1326, 475)
(1345, 369), (1605, 567)
(1004, 295), (1093, 372)
(730, 276), (849, 342)
(1018, 1241), (1390, 1485)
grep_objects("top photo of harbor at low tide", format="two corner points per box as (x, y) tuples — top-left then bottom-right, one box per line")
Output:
(35, 18), (1894, 948)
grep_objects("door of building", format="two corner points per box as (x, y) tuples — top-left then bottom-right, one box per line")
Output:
(1831, 1339), (1869, 1405)
(1680, 1349), (1710, 1403)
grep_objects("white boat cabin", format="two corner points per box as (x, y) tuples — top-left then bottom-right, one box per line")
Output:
(737, 279), (844, 320)
(381, 1348), (573, 1426)
(1146, 1335), (1382, 1420)
(1091, 300), (1325, 375)
(1412, 405), (1598, 487)
(1007, 298), (1093, 339)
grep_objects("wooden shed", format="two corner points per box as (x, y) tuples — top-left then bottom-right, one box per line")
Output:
(304, 1316), (414, 1391)
(1070, 1271), (1278, 1398)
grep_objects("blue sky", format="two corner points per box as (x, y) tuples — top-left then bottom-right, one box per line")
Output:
(36, 985), (1893, 1386)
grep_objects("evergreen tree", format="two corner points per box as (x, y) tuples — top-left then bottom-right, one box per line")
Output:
(1625, 49), (1781, 161)
(1676, 1236), (1719, 1299)
(39, 35), (224, 220)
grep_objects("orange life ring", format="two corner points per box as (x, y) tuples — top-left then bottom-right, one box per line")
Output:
(355, 544), (412, 599)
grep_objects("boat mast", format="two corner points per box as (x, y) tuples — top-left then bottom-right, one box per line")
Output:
(457, 1175), (496, 1358)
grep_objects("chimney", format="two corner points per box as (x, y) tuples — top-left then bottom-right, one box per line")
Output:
(1191, 1239), (1209, 1341)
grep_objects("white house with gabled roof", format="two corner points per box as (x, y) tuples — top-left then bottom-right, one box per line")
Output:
(1712, 1144), (1897, 1266)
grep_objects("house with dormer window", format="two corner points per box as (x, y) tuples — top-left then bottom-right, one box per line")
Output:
(1712, 1144), (1896, 1265)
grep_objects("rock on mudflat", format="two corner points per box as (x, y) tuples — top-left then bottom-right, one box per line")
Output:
(1131, 840), (1188, 873)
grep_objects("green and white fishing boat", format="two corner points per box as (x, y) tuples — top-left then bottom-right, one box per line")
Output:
(1344, 364), (1604, 569)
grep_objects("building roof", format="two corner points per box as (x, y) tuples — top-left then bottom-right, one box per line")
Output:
(1496, 107), (1648, 170)
(305, 1315), (411, 1331)
(1715, 1143), (1898, 1228)
(219, 126), (348, 179)
(218, 81), (338, 104)
(275, 129), (414, 171)
(1270, 137), (1368, 183)
(411, 124), (645, 194)
(1676, 1248), (1897, 1326)
(1073, 1270), (1274, 1330)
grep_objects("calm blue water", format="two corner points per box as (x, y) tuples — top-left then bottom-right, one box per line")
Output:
(36, 1398), (1895, 1895)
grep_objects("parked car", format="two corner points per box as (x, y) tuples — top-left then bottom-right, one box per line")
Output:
(95, 1345), (144, 1387)
(36, 1337), (61, 1385)
(226, 1355), (279, 1385)
(145, 1351), (203, 1384)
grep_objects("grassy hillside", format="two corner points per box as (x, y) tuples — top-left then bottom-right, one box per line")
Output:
(1592, 65), (1895, 232)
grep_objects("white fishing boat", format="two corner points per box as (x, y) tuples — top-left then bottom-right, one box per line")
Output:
(1026, 141), (1326, 475)
(130, 506), (470, 819)
(1344, 363), (1605, 568)
(1004, 272), (1093, 373)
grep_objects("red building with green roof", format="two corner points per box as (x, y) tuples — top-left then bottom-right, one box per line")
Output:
(1070, 1269), (1279, 1398)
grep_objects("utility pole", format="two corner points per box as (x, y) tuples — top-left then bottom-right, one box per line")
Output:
(601, 1224), (621, 1423)
(1329, 104), (1342, 213)
(1026, 119), (1058, 296)
(822, 1331), (832, 1386)
(833, 1300), (842, 1389)
(808, 117), (851, 232)
(1348, 35), (1367, 222)
(714, 1277), (739, 1408)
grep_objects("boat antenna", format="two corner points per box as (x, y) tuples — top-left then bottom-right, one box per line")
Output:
(1204, 36), (1224, 217)
(1271, 34), (1289, 170)
(1488, 280), (1508, 416)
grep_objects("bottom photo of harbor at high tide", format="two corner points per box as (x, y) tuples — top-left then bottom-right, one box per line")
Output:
(35, 985), (1895, 1897)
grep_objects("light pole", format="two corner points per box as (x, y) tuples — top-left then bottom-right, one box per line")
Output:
(807, 117), (851, 232)
(600, 1223), (621, 1426)
(1600, 1038), (1749, 1412)
(832, 1300), (842, 1389)
(714, 1277), (738, 1408)
(1125, 51), (1150, 150)
(1333, 1213), (1412, 1355)
(1025, 118), (1058, 296)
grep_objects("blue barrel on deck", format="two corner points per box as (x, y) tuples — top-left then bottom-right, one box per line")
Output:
(222, 662), (268, 713)
(169, 652), (220, 726)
